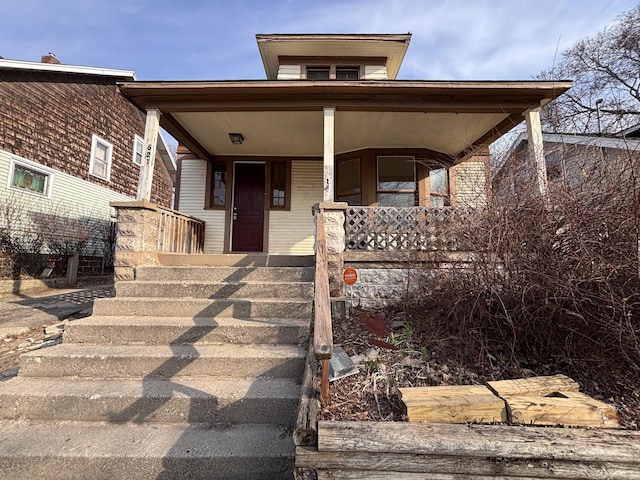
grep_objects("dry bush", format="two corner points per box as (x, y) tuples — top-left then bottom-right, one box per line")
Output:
(410, 148), (640, 375)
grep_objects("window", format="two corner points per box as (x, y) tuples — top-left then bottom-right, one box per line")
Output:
(271, 161), (287, 208)
(337, 158), (361, 204)
(336, 67), (360, 80)
(89, 135), (112, 181)
(133, 135), (144, 166)
(10, 161), (51, 197)
(377, 156), (416, 206)
(306, 67), (330, 80)
(211, 163), (227, 206)
(429, 168), (449, 207)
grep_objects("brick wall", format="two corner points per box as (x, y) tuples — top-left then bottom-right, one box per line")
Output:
(0, 69), (172, 207)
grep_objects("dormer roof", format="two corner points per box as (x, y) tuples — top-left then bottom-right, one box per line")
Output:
(256, 33), (411, 80)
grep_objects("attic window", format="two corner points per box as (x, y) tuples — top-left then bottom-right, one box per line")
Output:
(306, 68), (330, 80)
(336, 67), (359, 80)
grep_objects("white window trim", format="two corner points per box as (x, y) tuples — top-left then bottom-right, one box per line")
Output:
(133, 134), (144, 166)
(89, 134), (113, 181)
(7, 159), (53, 198)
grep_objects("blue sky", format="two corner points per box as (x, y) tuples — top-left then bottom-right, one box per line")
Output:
(1, 0), (637, 81)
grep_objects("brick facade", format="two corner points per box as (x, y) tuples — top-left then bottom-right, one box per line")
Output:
(0, 69), (173, 206)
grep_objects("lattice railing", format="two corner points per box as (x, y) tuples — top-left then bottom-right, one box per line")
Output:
(345, 206), (472, 251)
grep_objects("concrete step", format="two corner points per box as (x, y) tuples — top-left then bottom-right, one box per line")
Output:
(0, 421), (294, 479)
(0, 376), (300, 425)
(92, 297), (312, 319)
(135, 265), (315, 282)
(63, 316), (310, 345)
(18, 344), (306, 379)
(156, 252), (313, 267)
(115, 280), (314, 299)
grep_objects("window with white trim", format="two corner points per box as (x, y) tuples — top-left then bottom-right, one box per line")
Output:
(9, 161), (51, 197)
(89, 134), (112, 181)
(133, 135), (144, 166)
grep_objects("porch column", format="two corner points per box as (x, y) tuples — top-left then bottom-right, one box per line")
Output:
(524, 108), (549, 199)
(136, 108), (161, 201)
(323, 107), (335, 201)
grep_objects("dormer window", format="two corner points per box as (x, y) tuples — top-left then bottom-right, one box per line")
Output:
(336, 67), (359, 80)
(303, 64), (362, 80)
(306, 67), (330, 80)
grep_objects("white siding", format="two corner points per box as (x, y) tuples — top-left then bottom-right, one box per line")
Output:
(0, 149), (132, 255)
(177, 158), (226, 253)
(268, 160), (323, 254)
(0, 149), (131, 220)
(277, 65), (302, 80)
(364, 65), (388, 80)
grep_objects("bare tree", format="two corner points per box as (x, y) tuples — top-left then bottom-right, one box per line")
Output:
(537, 4), (640, 133)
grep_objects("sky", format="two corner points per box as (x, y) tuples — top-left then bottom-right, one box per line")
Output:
(1, 0), (638, 82)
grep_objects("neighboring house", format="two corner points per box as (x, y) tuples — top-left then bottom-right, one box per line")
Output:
(119, 33), (570, 255)
(0, 54), (176, 275)
(493, 131), (640, 200)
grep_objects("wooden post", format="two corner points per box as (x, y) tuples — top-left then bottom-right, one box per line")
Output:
(136, 109), (161, 201)
(525, 108), (548, 200)
(66, 251), (79, 285)
(321, 359), (330, 406)
(323, 107), (335, 201)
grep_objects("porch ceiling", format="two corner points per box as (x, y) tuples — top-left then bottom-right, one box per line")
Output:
(119, 80), (572, 162)
(171, 110), (509, 157)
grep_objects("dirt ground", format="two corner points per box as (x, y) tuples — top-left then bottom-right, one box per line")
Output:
(321, 308), (640, 430)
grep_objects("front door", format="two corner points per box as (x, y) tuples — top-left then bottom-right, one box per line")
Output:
(232, 163), (265, 252)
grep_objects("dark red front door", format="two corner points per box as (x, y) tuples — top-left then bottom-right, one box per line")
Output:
(232, 163), (265, 252)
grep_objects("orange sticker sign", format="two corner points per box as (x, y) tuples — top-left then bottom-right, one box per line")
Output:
(343, 267), (358, 285)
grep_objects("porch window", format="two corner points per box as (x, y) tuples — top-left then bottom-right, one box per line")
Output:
(337, 158), (361, 204)
(429, 168), (449, 207)
(376, 156), (417, 207)
(270, 161), (286, 208)
(211, 163), (227, 206)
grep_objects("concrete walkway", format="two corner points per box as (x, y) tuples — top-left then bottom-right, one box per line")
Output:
(0, 283), (115, 339)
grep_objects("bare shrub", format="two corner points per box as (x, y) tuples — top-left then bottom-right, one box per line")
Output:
(410, 148), (640, 374)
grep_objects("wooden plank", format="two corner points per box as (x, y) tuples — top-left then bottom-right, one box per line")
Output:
(506, 391), (619, 428)
(296, 447), (640, 479)
(487, 375), (580, 398)
(313, 211), (332, 360)
(295, 346), (321, 447)
(317, 422), (640, 462)
(317, 471), (534, 480)
(399, 385), (507, 424)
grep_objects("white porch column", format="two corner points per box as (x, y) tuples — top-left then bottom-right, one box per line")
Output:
(136, 108), (161, 201)
(524, 108), (548, 199)
(323, 107), (335, 201)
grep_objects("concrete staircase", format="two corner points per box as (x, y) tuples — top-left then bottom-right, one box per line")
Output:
(0, 259), (314, 479)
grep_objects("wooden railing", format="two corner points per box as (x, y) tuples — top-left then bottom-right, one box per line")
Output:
(314, 211), (333, 406)
(157, 206), (205, 254)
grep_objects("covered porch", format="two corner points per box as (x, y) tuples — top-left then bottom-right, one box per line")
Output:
(118, 79), (570, 258)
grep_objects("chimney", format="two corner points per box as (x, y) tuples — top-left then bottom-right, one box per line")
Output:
(41, 53), (60, 64)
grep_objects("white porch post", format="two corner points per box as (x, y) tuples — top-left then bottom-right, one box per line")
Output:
(524, 108), (548, 199)
(323, 107), (335, 201)
(136, 108), (161, 201)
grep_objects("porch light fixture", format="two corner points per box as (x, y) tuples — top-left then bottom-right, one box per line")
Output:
(229, 133), (244, 145)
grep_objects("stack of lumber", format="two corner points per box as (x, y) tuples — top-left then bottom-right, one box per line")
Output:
(399, 374), (619, 428)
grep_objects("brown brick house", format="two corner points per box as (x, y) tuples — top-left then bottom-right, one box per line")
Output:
(0, 54), (176, 278)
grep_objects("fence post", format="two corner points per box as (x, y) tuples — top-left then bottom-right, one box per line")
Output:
(66, 251), (79, 285)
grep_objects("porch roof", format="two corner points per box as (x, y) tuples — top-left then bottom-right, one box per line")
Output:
(119, 80), (571, 163)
